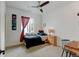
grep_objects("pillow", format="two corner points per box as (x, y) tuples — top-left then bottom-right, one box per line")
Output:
(25, 36), (37, 38)
(38, 30), (44, 33)
(25, 33), (37, 36)
(26, 33), (31, 36)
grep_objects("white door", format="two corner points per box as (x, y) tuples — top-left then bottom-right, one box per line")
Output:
(0, 1), (6, 57)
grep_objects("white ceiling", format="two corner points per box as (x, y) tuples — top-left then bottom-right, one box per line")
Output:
(6, 1), (43, 14)
(6, 1), (39, 7)
(42, 1), (75, 13)
(6, 1), (75, 14)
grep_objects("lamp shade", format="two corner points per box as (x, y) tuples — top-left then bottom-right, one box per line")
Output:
(48, 27), (55, 33)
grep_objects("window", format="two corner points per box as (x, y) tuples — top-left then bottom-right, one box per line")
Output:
(21, 18), (34, 35)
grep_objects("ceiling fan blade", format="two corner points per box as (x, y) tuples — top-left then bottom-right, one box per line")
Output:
(40, 1), (49, 7)
(40, 9), (43, 13)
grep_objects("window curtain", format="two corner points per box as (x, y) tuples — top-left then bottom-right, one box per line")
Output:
(20, 16), (30, 42)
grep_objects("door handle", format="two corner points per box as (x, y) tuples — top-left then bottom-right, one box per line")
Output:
(0, 50), (5, 55)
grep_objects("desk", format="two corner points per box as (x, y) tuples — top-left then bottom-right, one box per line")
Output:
(62, 41), (79, 57)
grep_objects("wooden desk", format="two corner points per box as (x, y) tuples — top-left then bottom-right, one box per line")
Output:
(62, 41), (79, 57)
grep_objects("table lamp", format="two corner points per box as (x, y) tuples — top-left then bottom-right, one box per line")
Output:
(48, 27), (55, 36)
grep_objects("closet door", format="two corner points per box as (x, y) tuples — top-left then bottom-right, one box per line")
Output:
(0, 1), (6, 57)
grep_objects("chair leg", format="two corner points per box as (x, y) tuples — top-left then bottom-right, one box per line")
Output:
(61, 48), (65, 57)
(69, 52), (72, 57)
(66, 51), (68, 57)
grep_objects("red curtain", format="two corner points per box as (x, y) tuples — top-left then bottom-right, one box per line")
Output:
(20, 16), (30, 42)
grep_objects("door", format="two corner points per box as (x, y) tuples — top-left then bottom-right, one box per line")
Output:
(0, 1), (6, 57)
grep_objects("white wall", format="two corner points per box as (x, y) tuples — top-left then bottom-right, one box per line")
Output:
(0, 2), (1, 49)
(42, 1), (79, 46)
(0, 1), (6, 51)
(5, 7), (42, 47)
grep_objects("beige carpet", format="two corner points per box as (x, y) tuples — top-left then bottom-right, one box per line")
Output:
(5, 44), (63, 57)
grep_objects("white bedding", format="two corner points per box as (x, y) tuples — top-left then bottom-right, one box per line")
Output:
(40, 36), (48, 41)
(24, 35), (48, 41)
(25, 33), (48, 41)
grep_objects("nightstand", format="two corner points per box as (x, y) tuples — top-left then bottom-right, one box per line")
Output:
(48, 35), (57, 46)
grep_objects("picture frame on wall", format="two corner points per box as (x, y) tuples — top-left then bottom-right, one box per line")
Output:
(12, 14), (17, 30)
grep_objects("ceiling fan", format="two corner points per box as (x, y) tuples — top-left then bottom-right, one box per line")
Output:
(27, 1), (49, 13)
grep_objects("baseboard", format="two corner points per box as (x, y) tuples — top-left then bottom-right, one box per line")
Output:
(5, 42), (24, 49)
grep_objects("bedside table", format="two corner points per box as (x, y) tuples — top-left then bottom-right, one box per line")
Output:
(48, 35), (57, 46)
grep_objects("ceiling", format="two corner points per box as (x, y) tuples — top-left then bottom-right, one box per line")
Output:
(6, 1), (75, 14)
(6, 1), (39, 7)
(6, 1), (45, 14)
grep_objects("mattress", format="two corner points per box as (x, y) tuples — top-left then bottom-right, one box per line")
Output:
(24, 36), (45, 48)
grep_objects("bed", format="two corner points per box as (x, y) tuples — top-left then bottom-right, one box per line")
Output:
(24, 33), (47, 48)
